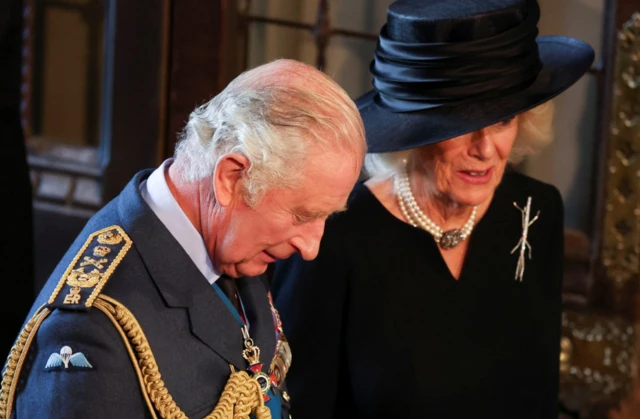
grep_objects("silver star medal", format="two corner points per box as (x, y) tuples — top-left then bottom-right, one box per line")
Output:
(510, 197), (540, 282)
(45, 346), (93, 370)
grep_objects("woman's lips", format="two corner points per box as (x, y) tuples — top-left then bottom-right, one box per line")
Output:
(456, 167), (494, 185)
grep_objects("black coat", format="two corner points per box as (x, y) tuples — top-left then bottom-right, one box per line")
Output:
(273, 171), (564, 419)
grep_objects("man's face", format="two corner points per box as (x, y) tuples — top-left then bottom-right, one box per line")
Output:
(212, 149), (361, 278)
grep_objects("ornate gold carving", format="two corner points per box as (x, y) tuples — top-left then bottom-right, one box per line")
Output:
(560, 336), (573, 374)
(559, 309), (639, 418)
(560, 311), (635, 401)
(601, 13), (640, 310)
(560, 14), (640, 418)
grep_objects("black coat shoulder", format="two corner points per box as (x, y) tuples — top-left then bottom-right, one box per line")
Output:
(500, 169), (563, 203)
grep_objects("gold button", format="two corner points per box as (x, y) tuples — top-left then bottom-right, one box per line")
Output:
(283, 391), (291, 402)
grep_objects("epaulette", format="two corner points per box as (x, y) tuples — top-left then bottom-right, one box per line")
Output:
(47, 225), (132, 310)
(3, 224), (271, 419)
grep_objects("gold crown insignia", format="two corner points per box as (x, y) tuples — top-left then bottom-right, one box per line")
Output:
(97, 231), (123, 245)
(92, 246), (111, 257)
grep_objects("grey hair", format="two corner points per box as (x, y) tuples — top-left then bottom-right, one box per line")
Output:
(364, 100), (555, 178)
(173, 59), (365, 207)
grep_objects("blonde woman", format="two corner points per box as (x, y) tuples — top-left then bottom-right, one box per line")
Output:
(272, 0), (594, 418)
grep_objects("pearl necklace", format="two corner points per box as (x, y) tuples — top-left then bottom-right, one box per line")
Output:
(394, 171), (477, 249)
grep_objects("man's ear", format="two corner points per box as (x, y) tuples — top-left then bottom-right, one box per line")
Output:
(213, 153), (250, 207)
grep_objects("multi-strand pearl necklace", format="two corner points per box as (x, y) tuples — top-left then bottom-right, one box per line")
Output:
(394, 171), (477, 249)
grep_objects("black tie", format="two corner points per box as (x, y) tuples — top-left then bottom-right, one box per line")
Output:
(217, 274), (242, 315)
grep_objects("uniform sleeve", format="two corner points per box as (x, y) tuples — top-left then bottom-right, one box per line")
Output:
(538, 185), (564, 418)
(272, 227), (350, 419)
(10, 308), (153, 419)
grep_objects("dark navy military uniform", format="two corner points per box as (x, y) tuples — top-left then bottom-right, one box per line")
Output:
(3, 170), (291, 419)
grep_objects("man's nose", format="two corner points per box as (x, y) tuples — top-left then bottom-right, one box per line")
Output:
(291, 219), (326, 261)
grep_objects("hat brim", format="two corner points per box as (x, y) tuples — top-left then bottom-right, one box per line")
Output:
(356, 36), (595, 153)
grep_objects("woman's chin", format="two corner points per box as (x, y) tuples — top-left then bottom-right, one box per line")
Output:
(451, 186), (497, 208)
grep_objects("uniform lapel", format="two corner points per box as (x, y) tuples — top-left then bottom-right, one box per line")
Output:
(116, 171), (246, 368)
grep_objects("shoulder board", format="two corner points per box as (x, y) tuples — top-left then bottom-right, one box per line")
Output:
(47, 225), (132, 311)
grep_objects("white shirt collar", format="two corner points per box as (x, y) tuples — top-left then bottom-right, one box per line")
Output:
(140, 159), (221, 285)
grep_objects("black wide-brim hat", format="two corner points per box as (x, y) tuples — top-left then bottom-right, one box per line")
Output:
(356, 0), (595, 153)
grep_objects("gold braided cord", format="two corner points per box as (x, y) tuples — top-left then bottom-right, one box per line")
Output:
(96, 295), (271, 419)
(0, 305), (51, 419)
(93, 299), (159, 419)
(94, 296), (188, 419)
(206, 368), (271, 419)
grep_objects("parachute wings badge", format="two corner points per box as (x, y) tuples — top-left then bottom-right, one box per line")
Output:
(45, 346), (93, 370)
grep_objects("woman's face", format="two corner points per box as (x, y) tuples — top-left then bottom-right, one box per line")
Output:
(415, 117), (518, 207)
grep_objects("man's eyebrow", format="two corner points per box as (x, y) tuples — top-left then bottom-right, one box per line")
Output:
(295, 205), (348, 219)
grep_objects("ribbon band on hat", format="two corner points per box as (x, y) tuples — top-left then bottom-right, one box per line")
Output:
(371, 0), (543, 112)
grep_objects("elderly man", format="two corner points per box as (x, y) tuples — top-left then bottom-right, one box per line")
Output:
(1, 59), (365, 419)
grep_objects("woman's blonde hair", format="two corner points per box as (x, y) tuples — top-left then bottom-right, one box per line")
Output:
(363, 100), (555, 179)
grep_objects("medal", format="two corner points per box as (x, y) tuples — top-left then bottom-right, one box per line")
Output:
(236, 291), (292, 403)
(266, 292), (292, 388)
(242, 325), (272, 402)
